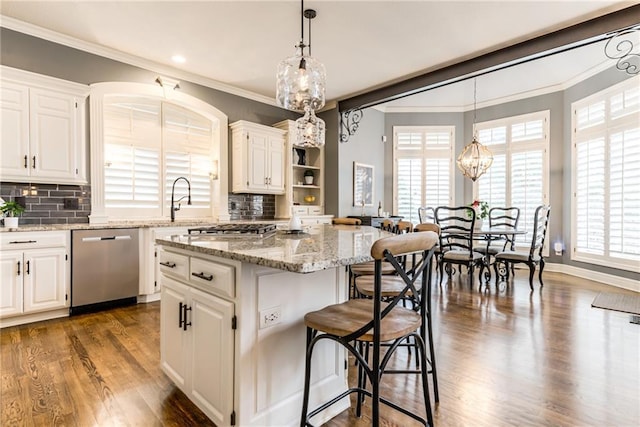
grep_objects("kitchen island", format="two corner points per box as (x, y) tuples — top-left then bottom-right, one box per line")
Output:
(155, 224), (389, 427)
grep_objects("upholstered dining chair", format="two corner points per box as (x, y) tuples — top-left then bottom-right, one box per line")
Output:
(434, 206), (486, 286)
(300, 231), (439, 427)
(493, 205), (551, 290)
(474, 207), (520, 257)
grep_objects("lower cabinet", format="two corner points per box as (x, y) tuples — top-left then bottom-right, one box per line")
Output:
(161, 275), (235, 426)
(0, 231), (69, 325)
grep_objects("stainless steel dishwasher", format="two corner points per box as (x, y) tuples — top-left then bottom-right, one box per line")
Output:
(71, 228), (139, 314)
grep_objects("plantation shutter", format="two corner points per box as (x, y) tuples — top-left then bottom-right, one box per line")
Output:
(394, 127), (454, 224)
(163, 104), (214, 217)
(475, 111), (549, 247)
(573, 75), (640, 271)
(103, 97), (162, 216)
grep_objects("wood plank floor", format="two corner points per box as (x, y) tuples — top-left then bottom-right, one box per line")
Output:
(1, 271), (638, 426)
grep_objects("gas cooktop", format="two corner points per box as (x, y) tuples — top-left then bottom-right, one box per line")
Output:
(188, 223), (277, 237)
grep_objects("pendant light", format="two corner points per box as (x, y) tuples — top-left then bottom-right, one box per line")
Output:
(295, 106), (326, 147)
(457, 79), (493, 181)
(276, 1), (326, 113)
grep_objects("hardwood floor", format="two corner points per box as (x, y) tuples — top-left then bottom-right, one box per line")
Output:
(1, 271), (638, 426)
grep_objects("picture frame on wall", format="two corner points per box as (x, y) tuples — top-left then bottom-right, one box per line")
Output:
(353, 162), (374, 207)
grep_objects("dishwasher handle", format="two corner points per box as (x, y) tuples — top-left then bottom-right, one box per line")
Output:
(81, 235), (133, 242)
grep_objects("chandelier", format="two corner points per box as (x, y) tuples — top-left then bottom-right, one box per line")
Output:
(276, 1), (326, 113)
(457, 79), (493, 181)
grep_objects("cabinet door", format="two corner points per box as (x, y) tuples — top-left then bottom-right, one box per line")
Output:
(0, 82), (30, 179)
(160, 277), (189, 389)
(189, 288), (235, 427)
(267, 137), (285, 192)
(29, 88), (78, 181)
(247, 132), (269, 191)
(23, 248), (67, 313)
(0, 251), (24, 318)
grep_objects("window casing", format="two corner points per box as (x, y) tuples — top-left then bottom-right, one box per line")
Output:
(474, 111), (550, 249)
(571, 76), (640, 272)
(393, 126), (454, 224)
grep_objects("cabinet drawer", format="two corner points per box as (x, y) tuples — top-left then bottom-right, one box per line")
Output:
(190, 257), (235, 298)
(308, 206), (323, 215)
(292, 206), (308, 216)
(1, 231), (67, 249)
(159, 251), (189, 280)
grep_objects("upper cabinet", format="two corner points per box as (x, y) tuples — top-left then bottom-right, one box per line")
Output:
(0, 66), (88, 185)
(273, 120), (325, 218)
(230, 120), (286, 195)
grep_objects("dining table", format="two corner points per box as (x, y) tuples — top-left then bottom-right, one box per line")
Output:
(473, 225), (527, 283)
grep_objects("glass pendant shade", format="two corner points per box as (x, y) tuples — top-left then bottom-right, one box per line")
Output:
(295, 107), (325, 147)
(456, 135), (494, 181)
(277, 46), (326, 112)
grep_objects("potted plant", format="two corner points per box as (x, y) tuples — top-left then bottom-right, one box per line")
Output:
(304, 169), (314, 185)
(1, 200), (26, 228)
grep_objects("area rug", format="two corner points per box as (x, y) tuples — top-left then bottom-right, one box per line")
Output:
(592, 292), (640, 315)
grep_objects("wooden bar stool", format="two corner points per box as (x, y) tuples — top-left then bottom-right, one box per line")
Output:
(300, 231), (439, 427)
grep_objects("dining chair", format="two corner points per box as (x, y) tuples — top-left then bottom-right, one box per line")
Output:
(418, 206), (436, 223)
(474, 207), (520, 256)
(434, 206), (486, 286)
(493, 205), (551, 290)
(300, 231), (439, 427)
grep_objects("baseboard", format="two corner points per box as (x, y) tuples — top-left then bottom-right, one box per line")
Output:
(0, 308), (69, 328)
(138, 293), (161, 303)
(545, 263), (640, 293)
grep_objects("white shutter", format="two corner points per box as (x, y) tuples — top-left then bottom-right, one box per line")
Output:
(103, 97), (162, 217)
(163, 104), (213, 217)
(511, 150), (544, 244)
(573, 75), (640, 271)
(478, 153), (506, 207)
(394, 126), (454, 224)
(396, 158), (422, 224)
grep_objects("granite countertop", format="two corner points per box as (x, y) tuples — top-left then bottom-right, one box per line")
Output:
(0, 219), (290, 233)
(156, 224), (390, 274)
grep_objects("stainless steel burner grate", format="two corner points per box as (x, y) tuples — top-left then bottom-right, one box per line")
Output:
(188, 223), (277, 236)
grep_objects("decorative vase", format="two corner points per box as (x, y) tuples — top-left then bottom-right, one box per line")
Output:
(304, 175), (314, 185)
(474, 218), (483, 230)
(3, 217), (19, 228)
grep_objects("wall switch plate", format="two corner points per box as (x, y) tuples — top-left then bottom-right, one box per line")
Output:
(63, 198), (79, 210)
(259, 306), (282, 329)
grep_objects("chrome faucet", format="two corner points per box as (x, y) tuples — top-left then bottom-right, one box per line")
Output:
(170, 176), (192, 222)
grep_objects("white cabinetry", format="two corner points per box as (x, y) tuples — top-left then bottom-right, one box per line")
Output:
(0, 231), (70, 327)
(139, 227), (189, 301)
(273, 120), (330, 222)
(230, 120), (286, 194)
(0, 66), (88, 184)
(160, 252), (236, 426)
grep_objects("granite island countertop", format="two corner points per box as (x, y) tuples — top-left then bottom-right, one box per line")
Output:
(156, 224), (391, 274)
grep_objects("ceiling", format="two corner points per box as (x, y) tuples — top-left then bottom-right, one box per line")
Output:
(0, 1), (635, 110)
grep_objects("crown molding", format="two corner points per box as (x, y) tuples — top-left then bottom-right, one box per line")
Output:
(0, 15), (282, 108)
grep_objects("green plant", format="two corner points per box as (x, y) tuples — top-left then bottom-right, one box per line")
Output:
(468, 200), (489, 220)
(1, 200), (25, 217)
(304, 169), (314, 177)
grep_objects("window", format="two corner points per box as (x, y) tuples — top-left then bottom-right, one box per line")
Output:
(393, 126), (454, 224)
(103, 96), (215, 219)
(572, 76), (640, 272)
(474, 111), (549, 247)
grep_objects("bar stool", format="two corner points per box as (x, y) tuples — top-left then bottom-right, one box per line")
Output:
(355, 222), (440, 403)
(332, 217), (362, 226)
(300, 231), (439, 427)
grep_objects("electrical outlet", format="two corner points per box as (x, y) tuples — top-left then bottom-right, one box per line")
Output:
(259, 306), (282, 329)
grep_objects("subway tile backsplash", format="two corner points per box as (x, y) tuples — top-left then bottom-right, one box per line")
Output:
(0, 182), (91, 225)
(228, 194), (275, 221)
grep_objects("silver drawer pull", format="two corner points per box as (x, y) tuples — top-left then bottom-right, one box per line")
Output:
(192, 272), (213, 281)
(9, 240), (37, 244)
(160, 261), (177, 268)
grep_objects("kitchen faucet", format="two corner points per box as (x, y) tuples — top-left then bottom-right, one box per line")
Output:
(170, 176), (192, 222)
